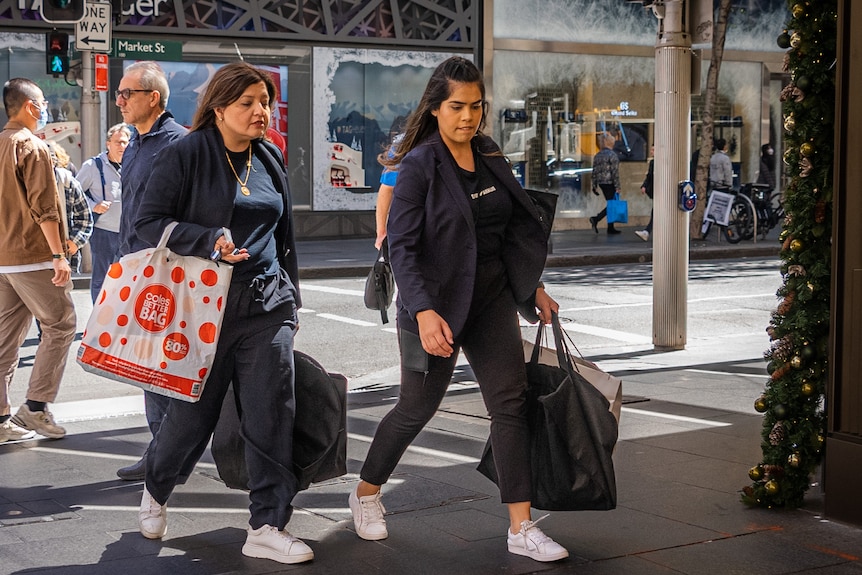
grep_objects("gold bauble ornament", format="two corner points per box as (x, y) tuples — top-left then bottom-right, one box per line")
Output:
(800, 142), (814, 157)
(801, 382), (815, 396)
(783, 149), (794, 166)
(790, 239), (804, 252)
(784, 115), (796, 132)
(787, 453), (801, 468)
(790, 32), (802, 48)
(764, 479), (780, 495)
(749, 465), (765, 481)
(754, 396), (768, 413)
(791, 355), (803, 369)
(792, 4), (805, 18)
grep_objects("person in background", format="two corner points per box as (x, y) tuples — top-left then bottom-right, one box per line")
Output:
(589, 132), (623, 235)
(134, 62), (309, 565)
(374, 133), (403, 250)
(635, 145), (654, 242)
(76, 123), (131, 302)
(0, 78), (75, 442)
(348, 57), (568, 564)
(46, 141), (93, 272)
(757, 143), (776, 191)
(114, 61), (188, 481)
(49, 138), (78, 175)
(709, 137), (733, 191)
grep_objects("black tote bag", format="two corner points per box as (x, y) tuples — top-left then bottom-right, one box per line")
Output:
(477, 313), (618, 511)
(212, 350), (347, 491)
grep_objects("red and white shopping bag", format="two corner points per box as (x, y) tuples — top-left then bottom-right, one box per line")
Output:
(77, 223), (232, 402)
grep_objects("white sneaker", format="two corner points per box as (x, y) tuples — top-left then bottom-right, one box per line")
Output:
(348, 486), (388, 540)
(635, 230), (650, 242)
(139, 488), (167, 539)
(11, 405), (65, 439)
(0, 419), (35, 442)
(507, 515), (569, 562)
(242, 524), (314, 564)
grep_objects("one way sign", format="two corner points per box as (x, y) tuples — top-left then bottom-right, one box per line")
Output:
(75, 1), (112, 53)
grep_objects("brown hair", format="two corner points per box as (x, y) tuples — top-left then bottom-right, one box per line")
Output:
(190, 62), (277, 134)
(380, 56), (486, 169)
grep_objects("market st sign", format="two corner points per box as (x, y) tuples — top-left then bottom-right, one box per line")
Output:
(21, 0), (171, 18)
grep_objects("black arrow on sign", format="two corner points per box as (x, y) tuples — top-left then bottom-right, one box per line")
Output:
(79, 36), (108, 47)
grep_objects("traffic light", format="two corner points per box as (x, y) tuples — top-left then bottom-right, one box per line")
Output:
(46, 31), (69, 76)
(40, 0), (85, 23)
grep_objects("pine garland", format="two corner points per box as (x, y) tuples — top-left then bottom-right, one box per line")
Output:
(741, 0), (836, 509)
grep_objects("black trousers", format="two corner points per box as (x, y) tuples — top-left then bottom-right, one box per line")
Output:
(360, 280), (532, 504)
(594, 183), (618, 226)
(146, 271), (299, 530)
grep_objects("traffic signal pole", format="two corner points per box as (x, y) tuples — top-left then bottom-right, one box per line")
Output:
(79, 50), (102, 161)
(652, 0), (692, 349)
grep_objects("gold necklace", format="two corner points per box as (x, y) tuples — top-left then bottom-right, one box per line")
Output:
(225, 147), (252, 196)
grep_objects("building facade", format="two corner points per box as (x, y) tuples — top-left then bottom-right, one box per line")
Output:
(1, 0), (786, 237)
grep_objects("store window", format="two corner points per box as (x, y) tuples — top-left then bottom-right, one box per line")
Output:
(311, 47), (465, 211)
(493, 50), (656, 219)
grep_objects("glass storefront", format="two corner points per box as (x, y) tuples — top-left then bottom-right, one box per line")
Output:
(490, 0), (788, 227)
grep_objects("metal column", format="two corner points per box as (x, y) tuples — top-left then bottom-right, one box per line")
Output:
(79, 50), (102, 160)
(652, 0), (692, 349)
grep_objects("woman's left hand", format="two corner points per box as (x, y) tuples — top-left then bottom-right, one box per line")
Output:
(535, 286), (559, 325)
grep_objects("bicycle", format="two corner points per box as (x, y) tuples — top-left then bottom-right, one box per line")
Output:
(723, 183), (784, 244)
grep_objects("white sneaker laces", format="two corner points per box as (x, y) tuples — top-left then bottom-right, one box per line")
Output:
(361, 495), (386, 523)
(518, 514), (552, 548)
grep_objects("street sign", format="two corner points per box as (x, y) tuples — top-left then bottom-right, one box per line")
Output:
(75, 1), (112, 53)
(94, 53), (108, 91)
(113, 38), (182, 61)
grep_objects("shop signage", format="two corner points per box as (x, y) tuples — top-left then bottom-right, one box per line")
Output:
(113, 38), (182, 60)
(611, 101), (638, 117)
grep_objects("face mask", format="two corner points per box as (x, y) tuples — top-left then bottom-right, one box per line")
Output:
(33, 103), (49, 131)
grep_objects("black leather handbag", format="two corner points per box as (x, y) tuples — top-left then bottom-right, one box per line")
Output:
(364, 240), (395, 324)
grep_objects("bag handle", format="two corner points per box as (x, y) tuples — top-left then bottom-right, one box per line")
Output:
(530, 312), (588, 376)
(156, 221), (180, 250)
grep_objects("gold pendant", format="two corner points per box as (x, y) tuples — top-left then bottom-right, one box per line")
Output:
(241, 186), (250, 196)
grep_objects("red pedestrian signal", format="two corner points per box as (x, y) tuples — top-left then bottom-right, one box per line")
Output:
(46, 31), (70, 76)
(40, 0), (84, 23)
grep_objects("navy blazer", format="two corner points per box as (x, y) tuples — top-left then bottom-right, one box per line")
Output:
(388, 133), (547, 339)
(134, 127), (301, 307)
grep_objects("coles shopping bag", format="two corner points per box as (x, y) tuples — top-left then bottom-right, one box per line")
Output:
(77, 222), (232, 402)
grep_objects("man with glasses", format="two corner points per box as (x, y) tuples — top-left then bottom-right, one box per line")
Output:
(0, 78), (76, 442)
(114, 61), (187, 480)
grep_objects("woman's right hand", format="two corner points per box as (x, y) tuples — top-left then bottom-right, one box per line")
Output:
(213, 234), (250, 264)
(416, 310), (454, 358)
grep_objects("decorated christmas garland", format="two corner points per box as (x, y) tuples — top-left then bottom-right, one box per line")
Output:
(741, 0), (836, 509)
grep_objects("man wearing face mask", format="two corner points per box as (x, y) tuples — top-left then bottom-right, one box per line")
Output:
(0, 78), (76, 442)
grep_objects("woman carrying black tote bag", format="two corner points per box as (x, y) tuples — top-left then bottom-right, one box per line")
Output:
(478, 312), (618, 511)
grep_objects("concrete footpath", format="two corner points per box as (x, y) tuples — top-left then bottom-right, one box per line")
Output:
(4, 228), (862, 575)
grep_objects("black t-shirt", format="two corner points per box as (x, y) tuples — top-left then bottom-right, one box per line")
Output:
(457, 154), (513, 263)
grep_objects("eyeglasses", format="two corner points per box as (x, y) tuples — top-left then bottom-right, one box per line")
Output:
(114, 88), (153, 101)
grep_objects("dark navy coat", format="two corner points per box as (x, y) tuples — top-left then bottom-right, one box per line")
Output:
(388, 132), (547, 339)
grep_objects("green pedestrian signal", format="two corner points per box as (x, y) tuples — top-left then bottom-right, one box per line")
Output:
(46, 31), (70, 76)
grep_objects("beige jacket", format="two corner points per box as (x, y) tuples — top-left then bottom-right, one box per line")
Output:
(0, 120), (65, 266)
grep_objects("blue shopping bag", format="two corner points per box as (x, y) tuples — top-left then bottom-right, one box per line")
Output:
(607, 193), (628, 224)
